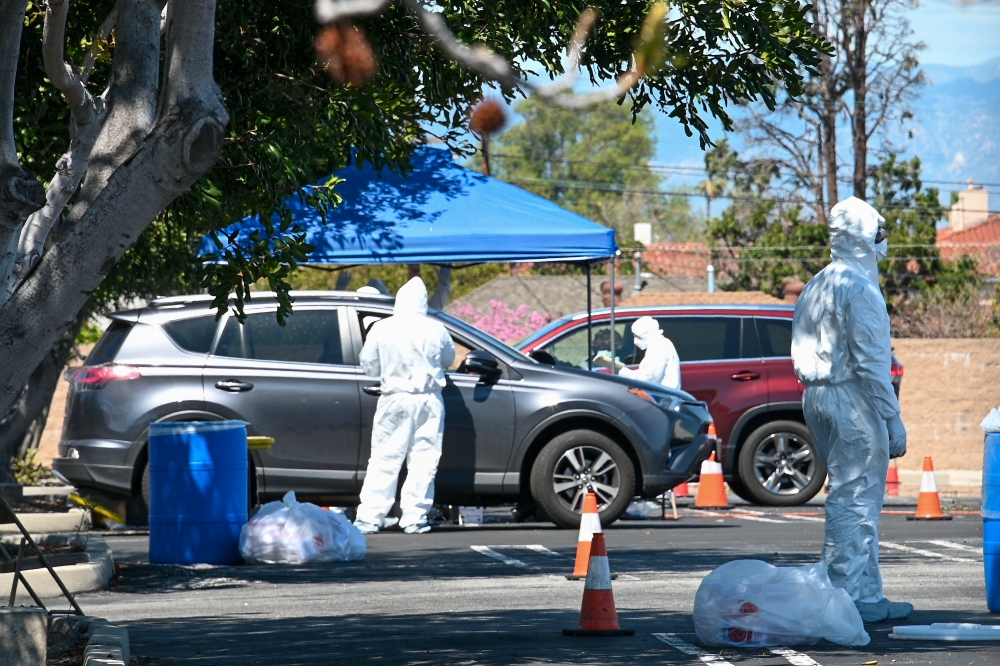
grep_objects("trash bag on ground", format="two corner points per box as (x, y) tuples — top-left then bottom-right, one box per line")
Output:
(693, 560), (869, 647)
(624, 500), (661, 519)
(981, 408), (1000, 434)
(240, 491), (366, 564)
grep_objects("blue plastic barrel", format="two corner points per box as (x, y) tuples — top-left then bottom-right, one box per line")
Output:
(148, 421), (248, 565)
(984, 433), (1000, 612)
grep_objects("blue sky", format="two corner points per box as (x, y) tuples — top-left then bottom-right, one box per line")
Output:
(912, 0), (1000, 66)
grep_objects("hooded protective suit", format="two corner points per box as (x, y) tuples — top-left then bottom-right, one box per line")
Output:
(619, 316), (682, 390)
(791, 196), (910, 623)
(355, 277), (456, 533)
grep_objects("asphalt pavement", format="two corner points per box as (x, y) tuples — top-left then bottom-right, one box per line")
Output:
(64, 497), (997, 665)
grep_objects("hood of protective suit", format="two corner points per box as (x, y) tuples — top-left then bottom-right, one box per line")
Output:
(828, 196), (886, 282)
(393, 277), (429, 316)
(631, 316), (662, 351)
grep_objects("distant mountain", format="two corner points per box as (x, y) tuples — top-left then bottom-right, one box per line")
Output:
(909, 57), (1000, 190)
(652, 57), (1000, 198)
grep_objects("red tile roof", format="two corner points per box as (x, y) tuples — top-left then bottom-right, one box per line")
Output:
(937, 213), (1000, 275)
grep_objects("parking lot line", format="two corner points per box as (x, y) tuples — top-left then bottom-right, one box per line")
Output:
(651, 633), (736, 665)
(768, 647), (823, 665)
(470, 546), (529, 568)
(880, 541), (978, 563)
(780, 514), (826, 523)
(689, 509), (789, 524)
(524, 544), (571, 558)
(925, 539), (980, 553)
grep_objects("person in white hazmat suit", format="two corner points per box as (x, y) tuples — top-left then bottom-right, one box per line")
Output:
(354, 277), (456, 534)
(791, 196), (912, 623)
(612, 316), (682, 389)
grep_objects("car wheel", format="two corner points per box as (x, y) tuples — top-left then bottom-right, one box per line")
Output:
(529, 430), (635, 529)
(736, 420), (826, 506)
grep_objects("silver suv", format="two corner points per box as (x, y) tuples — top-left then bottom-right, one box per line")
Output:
(53, 292), (715, 528)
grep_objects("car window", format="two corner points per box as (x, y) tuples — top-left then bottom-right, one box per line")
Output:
(656, 316), (740, 362)
(756, 317), (793, 358)
(540, 321), (636, 370)
(162, 316), (218, 354)
(85, 321), (133, 366)
(214, 310), (345, 365)
(450, 339), (474, 372)
(358, 309), (474, 372)
(741, 317), (761, 358)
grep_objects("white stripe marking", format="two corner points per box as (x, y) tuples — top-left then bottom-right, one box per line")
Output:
(525, 544), (571, 558)
(781, 514), (826, 523)
(689, 509), (788, 523)
(652, 633), (735, 665)
(919, 470), (938, 493)
(769, 646), (823, 665)
(880, 541), (978, 563)
(585, 555), (613, 589)
(470, 546), (528, 568)
(926, 539), (980, 553)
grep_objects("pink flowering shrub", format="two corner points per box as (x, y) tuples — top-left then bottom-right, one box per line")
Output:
(449, 300), (551, 343)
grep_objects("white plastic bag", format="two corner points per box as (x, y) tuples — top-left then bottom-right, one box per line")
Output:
(693, 560), (869, 647)
(981, 408), (1000, 434)
(239, 491), (366, 564)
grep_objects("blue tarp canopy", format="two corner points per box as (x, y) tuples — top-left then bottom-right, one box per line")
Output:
(200, 146), (616, 265)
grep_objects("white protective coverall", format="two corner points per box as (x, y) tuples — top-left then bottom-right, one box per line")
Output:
(619, 316), (682, 390)
(355, 277), (456, 532)
(791, 196), (911, 623)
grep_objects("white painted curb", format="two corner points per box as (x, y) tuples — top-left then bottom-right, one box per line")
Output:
(0, 509), (91, 533)
(85, 624), (129, 666)
(0, 533), (113, 600)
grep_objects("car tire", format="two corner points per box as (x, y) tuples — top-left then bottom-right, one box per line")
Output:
(529, 430), (635, 529)
(736, 420), (826, 506)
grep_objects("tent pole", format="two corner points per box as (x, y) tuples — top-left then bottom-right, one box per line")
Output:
(609, 255), (616, 374)
(587, 262), (592, 371)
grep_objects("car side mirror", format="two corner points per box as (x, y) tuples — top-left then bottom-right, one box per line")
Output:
(461, 350), (502, 379)
(529, 350), (556, 365)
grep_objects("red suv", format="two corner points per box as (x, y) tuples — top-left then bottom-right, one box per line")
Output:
(518, 304), (903, 506)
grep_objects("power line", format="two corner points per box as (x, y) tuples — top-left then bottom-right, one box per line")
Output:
(491, 153), (1000, 190)
(502, 176), (1000, 216)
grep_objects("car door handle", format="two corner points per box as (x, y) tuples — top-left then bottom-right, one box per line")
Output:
(730, 371), (761, 382)
(215, 379), (254, 392)
(362, 385), (383, 396)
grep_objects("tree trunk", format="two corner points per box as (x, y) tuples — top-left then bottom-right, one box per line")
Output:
(819, 54), (838, 217)
(0, 309), (83, 481)
(848, 0), (869, 200)
(0, 0), (228, 420)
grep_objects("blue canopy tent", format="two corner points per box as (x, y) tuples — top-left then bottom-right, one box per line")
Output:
(200, 146), (616, 264)
(201, 145), (620, 367)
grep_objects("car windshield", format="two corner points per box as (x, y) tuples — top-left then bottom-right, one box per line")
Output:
(516, 314), (575, 348)
(435, 311), (537, 364)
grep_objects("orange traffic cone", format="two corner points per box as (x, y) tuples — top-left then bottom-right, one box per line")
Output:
(563, 533), (634, 636)
(567, 493), (603, 580)
(886, 462), (900, 497)
(674, 481), (692, 498)
(694, 452), (729, 509)
(909, 457), (952, 521)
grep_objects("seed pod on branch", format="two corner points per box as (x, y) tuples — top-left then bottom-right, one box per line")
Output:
(468, 98), (507, 136)
(315, 23), (378, 86)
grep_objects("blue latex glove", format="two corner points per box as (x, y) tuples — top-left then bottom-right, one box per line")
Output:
(887, 414), (907, 459)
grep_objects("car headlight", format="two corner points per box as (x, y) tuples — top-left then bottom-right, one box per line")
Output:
(627, 387), (682, 411)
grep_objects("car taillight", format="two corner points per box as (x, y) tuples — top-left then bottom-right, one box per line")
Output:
(891, 361), (904, 378)
(67, 364), (141, 390)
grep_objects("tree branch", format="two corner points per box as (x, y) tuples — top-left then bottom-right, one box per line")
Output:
(0, 0), (109, 307)
(0, 0), (45, 261)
